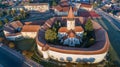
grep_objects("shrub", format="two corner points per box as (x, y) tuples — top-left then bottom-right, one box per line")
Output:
(8, 42), (15, 48)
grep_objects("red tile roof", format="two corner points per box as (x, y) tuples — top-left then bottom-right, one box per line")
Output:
(54, 1), (77, 12)
(74, 26), (84, 32)
(58, 26), (83, 33)
(67, 30), (76, 38)
(80, 3), (92, 8)
(58, 27), (68, 32)
(21, 25), (40, 32)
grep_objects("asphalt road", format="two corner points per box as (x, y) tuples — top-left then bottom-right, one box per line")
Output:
(94, 17), (120, 65)
(95, 9), (120, 31)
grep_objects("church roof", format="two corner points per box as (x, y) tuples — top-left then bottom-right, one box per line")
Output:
(74, 26), (84, 32)
(58, 27), (68, 32)
(67, 6), (75, 19)
(58, 26), (84, 33)
(67, 30), (76, 38)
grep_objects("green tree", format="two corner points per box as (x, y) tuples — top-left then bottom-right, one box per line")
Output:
(45, 29), (57, 43)
(6, 10), (10, 15)
(20, 11), (28, 19)
(22, 50), (33, 59)
(52, 0), (57, 6)
(86, 38), (95, 47)
(13, 16), (20, 21)
(0, 37), (4, 42)
(0, 12), (3, 17)
(85, 18), (93, 32)
(0, 20), (3, 26)
(8, 42), (15, 49)
(4, 18), (8, 23)
(10, 10), (16, 17)
(85, 18), (95, 39)
(53, 21), (61, 31)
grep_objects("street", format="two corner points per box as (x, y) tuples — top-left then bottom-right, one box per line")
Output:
(95, 9), (120, 31)
(93, 16), (120, 65)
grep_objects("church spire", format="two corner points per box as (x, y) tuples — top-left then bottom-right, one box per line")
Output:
(67, 6), (74, 19)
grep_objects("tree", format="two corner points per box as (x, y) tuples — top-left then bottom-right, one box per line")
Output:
(4, 18), (9, 23)
(53, 21), (61, 32)
(20, 10), (28, 19)
(86, 38), (95, 47)
(6, 10), (10, 15)
(10, 10), (16, 17)
(85, 18), (93, 32)
(0, 20), (3, 26)
(8, 42), (15, 48)
(52, 0), (57, 6)
(0, 12), (3, 17)
(45, 29), (57, 43)
(0, 37), (4, 42)
(22, 50), (33, 59)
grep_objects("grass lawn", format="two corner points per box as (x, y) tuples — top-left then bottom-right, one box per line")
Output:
(14, 38), (36, 51)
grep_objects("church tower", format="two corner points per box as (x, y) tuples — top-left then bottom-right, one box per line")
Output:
(67, 6), (75, 30)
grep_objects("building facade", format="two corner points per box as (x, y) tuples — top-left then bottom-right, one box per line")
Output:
(24, 3), (49, 13)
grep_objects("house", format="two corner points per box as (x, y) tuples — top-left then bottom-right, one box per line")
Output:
(24, 3), (49, 13)
(3, 21), (23, 41)
(53, 0), (77, 16)
(79, 3), (93, 11)
(21, 25), (40, 38)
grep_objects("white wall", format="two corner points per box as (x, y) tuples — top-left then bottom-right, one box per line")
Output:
(21, 32), (37, 38)
(67, 20), (75, 30)
(24, 4), (49, 12)
(37, 45), (107, 63)
(6, 34), (23, 41)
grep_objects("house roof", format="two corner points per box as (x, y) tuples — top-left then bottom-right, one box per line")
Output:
(60, 0), (68, 2)
(67, 30), (76, 38)
(10, 21), (23, 29)
(21, 25), (40, 32)
(58, 26), (83, 33)
(54, 1), (77, 12)
(15, 21), (23, 27)
(80, 3), (92, 8)
(74, 26), (84, 32)
(58, 27), (68, 32)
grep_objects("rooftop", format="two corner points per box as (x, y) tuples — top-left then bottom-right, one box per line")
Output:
(54, 1), (77, 12)
(80, 3), (93, 8)
(21, 25), (40, 32)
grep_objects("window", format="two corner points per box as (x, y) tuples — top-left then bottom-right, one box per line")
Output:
(60, 57), (64, 61)
(66, 57), (72, 62)
(76, 58), (82, 62)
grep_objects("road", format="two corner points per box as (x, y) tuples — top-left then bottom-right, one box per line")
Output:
(0, 43), (41, 67)
(93, 16), (120, 65)
(95, 9), (120, 31)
